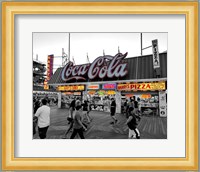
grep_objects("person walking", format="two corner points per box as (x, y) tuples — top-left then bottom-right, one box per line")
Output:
(62, 118), (74, 139)
(62, 100), (75, 139)
(34, 98), (50, 139)
(110, 98), (118, 125)
(68, 98), (76, 122)
(123, 99), (128, 116)
(34, 98), (41, 114)
(133, 96), (139, 116)
(45, 95), (50, 105)
(33, 97), (40, 135)
(126, 98), (134, 118)
(82, 100), (92, 123)
(62, 98), (77, 139)
(70, 100), (87, 139)
(125, 107), (141, 139)
(62, 98), (86, 139)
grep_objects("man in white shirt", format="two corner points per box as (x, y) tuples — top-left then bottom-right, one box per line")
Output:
(34, 98), (50, 139)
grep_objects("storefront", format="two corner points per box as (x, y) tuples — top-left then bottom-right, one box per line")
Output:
(56, 85), (85, 108)
(48, 52), (167, 117)
(33, 90), (59, 106)
(117, 82), (167, 116)
(83, 83), (117, 112)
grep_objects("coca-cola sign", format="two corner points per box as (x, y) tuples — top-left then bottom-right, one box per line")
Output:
(61, 52), (128, 82)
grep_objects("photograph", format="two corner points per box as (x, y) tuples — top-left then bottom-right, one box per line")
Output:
(2, 1), (198, 170)
(33, 32), (167, 139)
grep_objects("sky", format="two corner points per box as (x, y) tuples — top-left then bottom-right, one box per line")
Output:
(33, 32), (167, 72)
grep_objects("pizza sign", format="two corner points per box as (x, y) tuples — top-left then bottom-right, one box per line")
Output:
(47, 55), (54, 80)
(152, 39), (160, 69)
(117, 82), (165, 91)
(61, 53), (128, 82)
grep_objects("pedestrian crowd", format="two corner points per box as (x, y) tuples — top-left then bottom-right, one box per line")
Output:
(33, 95), (142, 139)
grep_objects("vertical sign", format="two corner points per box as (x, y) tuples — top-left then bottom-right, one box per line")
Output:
(159, 91), (167, 117)
(152, 39), (160, 69)
(43, 79), (49, 90)
(47, 54), (54, 81)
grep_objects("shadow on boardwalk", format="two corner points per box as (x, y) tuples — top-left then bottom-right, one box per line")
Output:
(33, 108), (167, 139)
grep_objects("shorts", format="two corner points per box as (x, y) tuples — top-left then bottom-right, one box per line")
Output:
(38, 126), (49, 139)
(128, 129), (136, 138)
(128, 128), (140, 139)
(67, 117), (73, 123)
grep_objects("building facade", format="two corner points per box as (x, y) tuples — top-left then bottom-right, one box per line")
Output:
(48, 52), (167, 117)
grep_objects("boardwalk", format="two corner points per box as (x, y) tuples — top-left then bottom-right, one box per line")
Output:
(33, 107), (167, 139)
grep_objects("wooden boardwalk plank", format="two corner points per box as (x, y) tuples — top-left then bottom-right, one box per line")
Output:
(34, 108), (167, 139)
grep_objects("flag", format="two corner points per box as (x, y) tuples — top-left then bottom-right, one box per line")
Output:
(62, 48), (69, 66)
(87, 53), (90, 63)
(62, 52), (67, 58)
(62, 48), (68, 58)
(103, 50), (105, 56)
(72, 57), (75, 65)
(118, 46), (120, 53)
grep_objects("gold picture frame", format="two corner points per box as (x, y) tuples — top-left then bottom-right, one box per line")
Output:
(2, 2), (198, 170)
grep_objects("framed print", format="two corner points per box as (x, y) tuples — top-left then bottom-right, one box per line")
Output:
(2, 1), (198, 170)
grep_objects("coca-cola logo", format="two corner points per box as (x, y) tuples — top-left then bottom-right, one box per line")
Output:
(61, 52), (128, 82)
